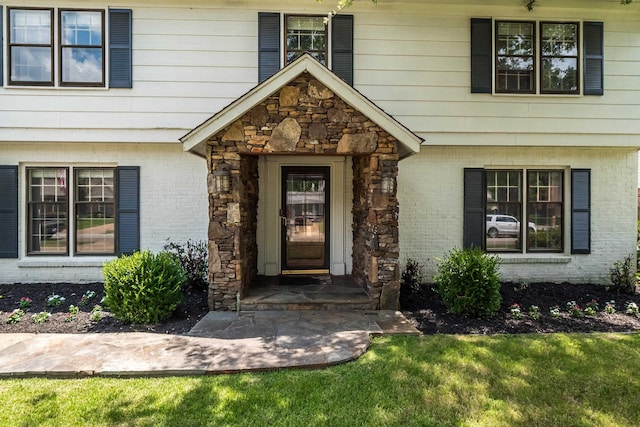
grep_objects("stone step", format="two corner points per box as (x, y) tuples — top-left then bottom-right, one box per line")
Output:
(240, 300), (375, 311)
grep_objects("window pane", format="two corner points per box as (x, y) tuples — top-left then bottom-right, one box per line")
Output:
(542, 23), (577, 56)
(10, 46), (52, 82)
(27, 168), (68, 255)
(285, 16), (326, 66)
(496, 22), (535, 93)
(61, 47), (103, 83)
(527, 171), (563, 251)
(10, 9), (51, 44)
(541, 58), (578, 92)
(541, 23), (579, 94)
(75, 169), (115, 254)
(61, 11), (102, 45)
(486, 170), (522, 252)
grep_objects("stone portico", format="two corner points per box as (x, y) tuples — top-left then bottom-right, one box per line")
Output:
(181, 55), (422, 312)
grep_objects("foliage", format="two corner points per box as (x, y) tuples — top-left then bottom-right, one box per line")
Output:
(400, 258), (424, 302)
(79, 290), (96, 306)
(510, 303), (522, 319)
(163, 239), (209, 291)
(31, 311), (51, 324)
(609, 255), (637, 294)
(103, 250), (185, 324)
(529, 227), (562, 250)
(604, 300), (616, 314)
(550, 305), (561, 318)
(47, 294), (66, 307)
(6, 309), (25, 324)
(528, 305), (540, 320)
(90, 305), (103, 322)
(434, 247), (502, 318)
(18, 297), (32, 309)
(65, 305), (80, 322)
(627, 302), (639, 317)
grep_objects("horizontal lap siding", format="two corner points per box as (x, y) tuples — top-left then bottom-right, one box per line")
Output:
(2, 1), (640, 144)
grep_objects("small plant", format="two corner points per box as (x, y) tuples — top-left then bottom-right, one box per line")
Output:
(6, 309), (25, 324)
(103, 250), (185, 324)
(550, 305), (561, 319)
(609, 255), (636, 294)
(90, 305), (103, 322)
(400, 258), (424, 303)
(626, 302), (639, 317)
(163, 239), (208, 291)
(566, 301), (584, 318)
(510, 303), (522, 320)
(32, 311), (51, 324)
(47, 294), (66, 307)
(18, 297), (32, 309)
(604, 300), (616, 314)
(528, 305), (540, 320)
(584, 299), (599, 316)
(65, 305), (80, 322)
(434, 247), (501, 318)
(79, 290), (96, 306)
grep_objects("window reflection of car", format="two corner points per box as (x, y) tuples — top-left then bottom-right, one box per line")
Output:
(42, 215), (65, 239)
(486, 215), (536, 238)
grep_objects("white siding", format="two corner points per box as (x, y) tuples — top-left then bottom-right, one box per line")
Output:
(399, 146), (638, 284)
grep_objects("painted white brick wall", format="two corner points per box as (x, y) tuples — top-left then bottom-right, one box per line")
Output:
(0, 143), (208, 284)
(398, 146), (638, 285)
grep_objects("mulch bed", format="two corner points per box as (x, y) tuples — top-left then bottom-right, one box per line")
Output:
(1, 281), (639, 335)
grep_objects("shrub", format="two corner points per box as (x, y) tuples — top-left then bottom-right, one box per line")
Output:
(103, 250), (185, 324)
(609, 255), (636, 294)
(163, 239), (208, 291)
(400, 258), (424, 299)
(434, 247), (502, 318)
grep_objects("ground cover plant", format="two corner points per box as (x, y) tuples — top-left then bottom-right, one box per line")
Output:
(1, 333), (639, 426)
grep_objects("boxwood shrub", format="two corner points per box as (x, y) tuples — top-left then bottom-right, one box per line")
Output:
(103, 250), (186, 324)
(434, 246), (502, 318)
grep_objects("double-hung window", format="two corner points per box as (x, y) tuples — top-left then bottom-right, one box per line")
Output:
(27, 167), (116, 256)
(285, 15), (327, 65)
(471, 18), (603, 95)
(4, 7), (132, 88)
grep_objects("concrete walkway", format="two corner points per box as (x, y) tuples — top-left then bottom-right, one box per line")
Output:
(0, 310), (419, 378)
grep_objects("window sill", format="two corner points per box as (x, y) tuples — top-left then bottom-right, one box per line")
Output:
(498, 255), (571, 264)
(18, 256), (115, 268)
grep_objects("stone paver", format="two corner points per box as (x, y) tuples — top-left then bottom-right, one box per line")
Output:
(0, 310), (419, 378)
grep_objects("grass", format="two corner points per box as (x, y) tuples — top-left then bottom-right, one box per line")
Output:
(76, 218), (114, 230)
(1, 333), (639, 426)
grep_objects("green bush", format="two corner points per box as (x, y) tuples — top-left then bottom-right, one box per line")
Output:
(400, 258), (424, 300)
(609, 254), (637, 295)
(434, 247), (502, 318)
(103, 250), (186, 324)
(163, 239), (208, 291)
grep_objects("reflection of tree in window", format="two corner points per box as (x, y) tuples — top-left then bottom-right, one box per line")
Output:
(496, 22), (535, 93)
(541, 23), (578, 93)
(286, 16), (327, 65)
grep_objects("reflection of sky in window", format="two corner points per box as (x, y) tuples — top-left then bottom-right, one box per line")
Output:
(62, 11), (102, 46)
(10, 10), (51, 44)
(11, 47), (51, 81)
(62, 48), (103, 82)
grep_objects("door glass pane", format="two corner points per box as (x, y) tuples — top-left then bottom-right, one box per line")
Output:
(284, 170), (327, 269)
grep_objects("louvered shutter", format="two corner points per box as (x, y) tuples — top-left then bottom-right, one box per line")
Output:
(583, 22), (604, 96)
(464, 168), (485, 249)
(0, 6), (3, 86)
(571, 169), (591, 254)
(109, 9), (132, 88)
(331, 14), (354, 86)
(470, 18), (492, 93)
(0, 166), (18, 258)
(258, 12), (280, 83)
(116, 167), (140, 255)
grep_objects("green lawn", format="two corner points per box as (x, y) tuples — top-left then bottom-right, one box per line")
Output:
(1, 333), (639, 426)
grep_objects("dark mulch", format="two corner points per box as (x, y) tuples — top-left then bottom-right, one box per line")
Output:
(1, 281), (639, 335)
(401, 282), (640, 334)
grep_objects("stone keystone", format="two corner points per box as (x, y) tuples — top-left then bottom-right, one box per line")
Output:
(265, 118), (302, 152)
(337, 132), (378, 153)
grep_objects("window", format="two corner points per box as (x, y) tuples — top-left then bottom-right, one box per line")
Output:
(6, 8), (131, 88)
(471, 18), (603, 95)
(8, 8), (54, 85)
(258, 12), (353, 85)
(285, 16), (327, 66)
(59, 10), (105, 86)
(27, 167), (115, 255)
(484, 169), (563, 253)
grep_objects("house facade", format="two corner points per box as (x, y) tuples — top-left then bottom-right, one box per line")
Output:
(1, 0), (638, 310)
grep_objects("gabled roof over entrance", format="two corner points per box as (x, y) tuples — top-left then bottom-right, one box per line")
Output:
(181, 54), (423, 158)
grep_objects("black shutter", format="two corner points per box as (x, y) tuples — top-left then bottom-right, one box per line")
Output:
(332, 14), (354, 86)
(464, 168), (485, 249)
(116, 166), (140, 255)
(470, 18), (492, 94)
(571, 169), (591, 254)
(584, 22), (604, 96)
(258, 12), (280, 83)
(0, 166), (18, 258)
(109, 9), (133, 88)
(0, 6), (3, 86)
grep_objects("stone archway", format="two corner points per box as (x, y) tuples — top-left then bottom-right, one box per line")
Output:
(203, 74), (400, 311)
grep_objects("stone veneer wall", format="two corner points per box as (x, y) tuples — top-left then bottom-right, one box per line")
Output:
(206, 73), (400, 310)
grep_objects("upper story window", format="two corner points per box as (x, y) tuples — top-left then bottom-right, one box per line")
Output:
(285, 15), (327, 66)
(471, 18), (602, 96)
(3, 7), (132, 88)
(496, 21), (579, 95)
(60, 10), (105, 86)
